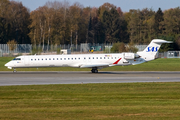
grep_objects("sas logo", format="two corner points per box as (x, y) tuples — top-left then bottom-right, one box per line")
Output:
(146, 46), (159, 52)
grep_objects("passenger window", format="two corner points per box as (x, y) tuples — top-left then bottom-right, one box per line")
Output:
(45, 58), (47, 60)
(84, 57), (86, 59)
(31, 59), (33, 61)
(72, 58), (73, 60)
(68, 58), (70, 60)
(64, 58), (66, 60)
(89, 57), (91, 59)
(100, 57), (102, 59)
(49, 58), (51, 60)
(96, 57), (98, 59)
(42, 59), (43, 60)
(57, 58), (58, 60)
(104, 57), (106, 59)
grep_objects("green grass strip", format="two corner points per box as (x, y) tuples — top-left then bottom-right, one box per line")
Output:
(0, 83), (180, 119)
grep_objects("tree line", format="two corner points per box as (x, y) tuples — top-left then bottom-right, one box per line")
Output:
(1, 0), (180, 50)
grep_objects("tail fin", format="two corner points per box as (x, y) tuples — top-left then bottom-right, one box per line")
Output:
(137, 39), (172, 61)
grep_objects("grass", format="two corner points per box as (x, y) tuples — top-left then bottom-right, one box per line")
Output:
(1, 57), (180, 119)
(0, 83), (180, 119)
(0, 57), (180, 71)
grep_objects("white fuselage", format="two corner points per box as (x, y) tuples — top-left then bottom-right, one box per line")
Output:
(5, 39), (172, 73)
(5, 53), (144, 69)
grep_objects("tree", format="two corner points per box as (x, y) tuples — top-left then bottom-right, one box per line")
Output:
(175, 36), (180, 50)
(98, 3), (116, 21)
(0, 0), (9, 17)
(102, 8), (122, 43)
(111, 42), (126, 53)
(140, 8), (155, 43)
(68, 3), (83, 47)
(7, 1), (31, 43)
(128, 9), (141, 43)
(0, 16), (11, 44)
(163, 7), (180, 37)
(126, 42), (138, 53)
(80, 7), (91, 43)
(7, 39), (17, 56)
(127, 9), (155, 44)
(154, 8), (164, 37)
(0, 1), (31, 44)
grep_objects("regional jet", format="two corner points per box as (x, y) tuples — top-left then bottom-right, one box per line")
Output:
(5, 39), (172, 73)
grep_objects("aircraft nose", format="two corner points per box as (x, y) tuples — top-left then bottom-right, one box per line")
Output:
(5, 62), (12, 69)
(5, 62), (9, 67)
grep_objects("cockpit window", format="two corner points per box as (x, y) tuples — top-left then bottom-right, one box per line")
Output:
(13, 58), (21, 61)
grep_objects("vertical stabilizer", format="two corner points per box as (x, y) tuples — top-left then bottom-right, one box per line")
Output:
(137, 39), (172, 61)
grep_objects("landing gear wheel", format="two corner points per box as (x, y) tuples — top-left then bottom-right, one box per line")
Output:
(13, 68), (17, 73)
(91, 68), (98, 73)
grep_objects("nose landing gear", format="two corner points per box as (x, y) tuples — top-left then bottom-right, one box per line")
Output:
(13, 68), (17, 73)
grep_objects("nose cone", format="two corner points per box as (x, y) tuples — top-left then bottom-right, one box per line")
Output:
(5, 62), (12, 69)
(5, 62), (9, 67)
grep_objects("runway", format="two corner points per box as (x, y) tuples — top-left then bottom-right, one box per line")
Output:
(0, 71), (180, 86)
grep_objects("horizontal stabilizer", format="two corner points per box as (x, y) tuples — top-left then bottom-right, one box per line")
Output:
(151, 39), (173, 44)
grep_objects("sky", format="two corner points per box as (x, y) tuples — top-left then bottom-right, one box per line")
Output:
(13, 0), (180, 12)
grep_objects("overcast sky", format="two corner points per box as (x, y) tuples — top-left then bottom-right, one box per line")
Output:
(12, 0), (180, 12)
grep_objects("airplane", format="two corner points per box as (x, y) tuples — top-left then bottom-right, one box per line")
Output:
(5, 39), (172, 73)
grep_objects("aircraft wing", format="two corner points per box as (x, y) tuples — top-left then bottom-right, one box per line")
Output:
(77, 58), (122, 68)
(79, 63), (110, 68)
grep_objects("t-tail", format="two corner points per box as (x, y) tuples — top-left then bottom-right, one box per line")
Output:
(137, 39), (172, 61)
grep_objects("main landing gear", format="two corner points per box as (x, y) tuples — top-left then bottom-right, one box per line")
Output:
(91, 67), (98, 73)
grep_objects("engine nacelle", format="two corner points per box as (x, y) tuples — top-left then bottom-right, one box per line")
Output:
(124, 53), (140, 60)
(124, 53), (135, 59)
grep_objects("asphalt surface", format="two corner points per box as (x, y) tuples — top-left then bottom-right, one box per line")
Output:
(0, 71), (180, 86)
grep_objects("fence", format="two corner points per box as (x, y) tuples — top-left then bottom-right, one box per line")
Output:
(4, 43), (176, 58)
(0, 49), (2, 57)
(0, 43), (114, 55)
(0, 44), (32, 54)
(1, 43), (180, 58)
(167, 51), (180, 58)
